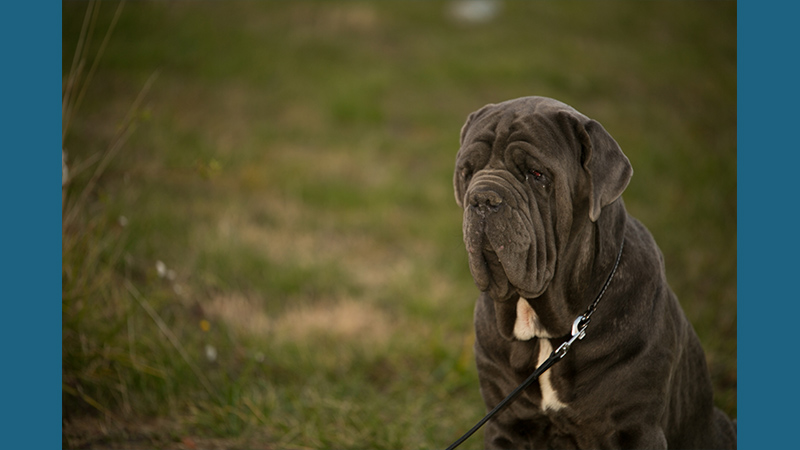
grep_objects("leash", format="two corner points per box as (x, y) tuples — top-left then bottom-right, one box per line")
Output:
(445, 238), (624, 450)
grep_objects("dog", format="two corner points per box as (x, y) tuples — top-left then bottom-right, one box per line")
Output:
(453, 96), (736, 449)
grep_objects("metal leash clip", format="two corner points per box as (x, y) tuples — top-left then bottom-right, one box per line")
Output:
(554, 316), (588, 359)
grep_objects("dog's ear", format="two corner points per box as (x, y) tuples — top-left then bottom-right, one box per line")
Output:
(455, 104), (495, 208)
(577, 118), (633, 222)
(459, 103), (495, 145)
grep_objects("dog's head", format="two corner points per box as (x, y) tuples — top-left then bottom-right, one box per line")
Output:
(454, 96), (632, 304)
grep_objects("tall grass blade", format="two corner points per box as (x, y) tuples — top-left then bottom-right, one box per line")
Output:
(124, 280), (221, 403)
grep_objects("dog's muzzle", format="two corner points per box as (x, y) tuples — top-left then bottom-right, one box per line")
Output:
(463, 173), (553, 300)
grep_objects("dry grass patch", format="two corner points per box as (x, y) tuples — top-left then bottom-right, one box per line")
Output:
(214, 196), (421, 291)
(205, 293), (395, 347)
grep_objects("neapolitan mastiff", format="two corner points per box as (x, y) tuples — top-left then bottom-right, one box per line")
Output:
(453, 96), (736, 449)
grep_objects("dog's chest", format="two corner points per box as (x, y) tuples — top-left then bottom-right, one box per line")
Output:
(535, 338), (568, 412)
(513, 297), (568, 412)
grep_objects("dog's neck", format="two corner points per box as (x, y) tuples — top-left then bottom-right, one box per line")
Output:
(569, 199), (628, 311)
(510, 199), (628, 339)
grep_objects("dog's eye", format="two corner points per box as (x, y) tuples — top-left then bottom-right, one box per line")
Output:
(525, 168), (550, 187)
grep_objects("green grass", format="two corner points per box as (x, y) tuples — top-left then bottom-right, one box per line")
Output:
(62, 1), (736, 448)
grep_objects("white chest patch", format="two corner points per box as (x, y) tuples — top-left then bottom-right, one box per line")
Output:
(513, 297), (555, 340)
(536, 338), (567, 411)
(512, 297), (566, 411)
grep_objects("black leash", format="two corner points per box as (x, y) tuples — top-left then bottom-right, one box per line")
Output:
(445, 238), (624, 450)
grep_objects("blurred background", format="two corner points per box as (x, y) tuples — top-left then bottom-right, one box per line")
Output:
(62, 1), (736, 448)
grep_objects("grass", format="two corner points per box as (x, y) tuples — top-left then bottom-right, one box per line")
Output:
(62, 1), (736, 448)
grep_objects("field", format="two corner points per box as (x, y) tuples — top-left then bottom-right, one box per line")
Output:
(62, 1), (736, 448)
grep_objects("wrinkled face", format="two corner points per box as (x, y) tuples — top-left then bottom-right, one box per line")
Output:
(454, 97), (632, 303)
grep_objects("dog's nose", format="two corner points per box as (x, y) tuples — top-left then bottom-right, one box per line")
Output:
(469, 188), (504, 210)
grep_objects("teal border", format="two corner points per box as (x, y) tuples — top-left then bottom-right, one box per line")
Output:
(738, 1), (798, 448)
(2, 1), (62, 448)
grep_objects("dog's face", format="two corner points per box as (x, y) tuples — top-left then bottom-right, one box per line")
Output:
(454, 97), (633, 304)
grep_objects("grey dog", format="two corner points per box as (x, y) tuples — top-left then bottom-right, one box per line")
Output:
(453, 96), (736, 449)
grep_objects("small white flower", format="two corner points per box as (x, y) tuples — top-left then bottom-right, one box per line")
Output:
(205, 344), (218, 362)
(118, 216), (129, 227)
(156, 260), (167, 278)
